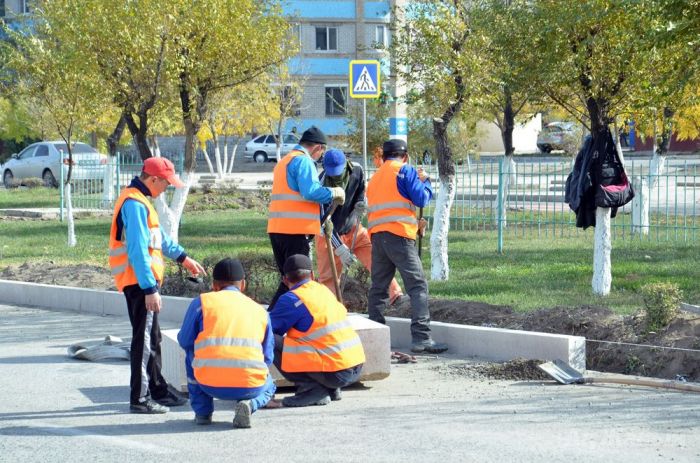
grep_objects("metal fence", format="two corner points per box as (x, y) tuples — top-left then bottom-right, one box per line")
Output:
(369, 156), (700, 248)
(59, 152), (184, 218)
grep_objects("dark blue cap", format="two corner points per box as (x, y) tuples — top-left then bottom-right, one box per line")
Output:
(323, 149), (347, 176)
(382, 138), (408, 155)
(212, 258), (245, 282)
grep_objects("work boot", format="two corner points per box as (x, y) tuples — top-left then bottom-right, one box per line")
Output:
(233, 400), (252, 428)
(130, 399), (169, 414)
(411, 339), (448, 354)
(195, 414), (212, 425)
(282, 384), (331, 407)
(153, 390), (187, 407)
(327, 388), (342, 401)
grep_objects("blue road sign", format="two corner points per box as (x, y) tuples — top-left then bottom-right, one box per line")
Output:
(349, 60), (381, 99)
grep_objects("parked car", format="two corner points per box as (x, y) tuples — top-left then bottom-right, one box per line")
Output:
(2, 141), (108, 188)
(537, 122), (578, 153)
(244, 133), (300, 163)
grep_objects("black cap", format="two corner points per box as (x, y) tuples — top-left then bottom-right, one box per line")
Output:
(299, 126), (327, 145)
(382, 139), (408, 155)
(283, 254), (313, 274)
(212, 258), (245, 282)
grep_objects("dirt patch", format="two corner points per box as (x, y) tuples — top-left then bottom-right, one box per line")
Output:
(437, 359), (552, 382)
(2, 260), (699, 382)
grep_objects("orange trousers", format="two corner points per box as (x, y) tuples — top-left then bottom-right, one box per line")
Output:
(315, 223), (403, 302)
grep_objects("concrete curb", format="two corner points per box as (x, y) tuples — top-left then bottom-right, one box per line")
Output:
(0, 279), (586, 370)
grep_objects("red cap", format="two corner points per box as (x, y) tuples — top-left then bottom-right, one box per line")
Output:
(142, 157), (185, 188)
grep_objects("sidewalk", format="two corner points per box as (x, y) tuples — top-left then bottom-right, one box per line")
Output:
(1, 304), (698, 462)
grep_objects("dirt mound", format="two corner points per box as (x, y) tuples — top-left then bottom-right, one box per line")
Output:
(438, 359), (551, 382)
(1, 261), (116, 290)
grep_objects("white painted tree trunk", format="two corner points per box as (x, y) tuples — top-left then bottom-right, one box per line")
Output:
(592, 207), (612, 296)
(154, 171), (193, 243)
(276, 143), (282, 162)
(201, 147), (215, 174)
(222, 138), (229, 176)
(64, 183), (76, 247)
(213, 142), (224, 179)
(430, 173), (456, 281)
(631, 176), (649, 235)
(493, 155), (516, 227)
(227, 145), (238, 174)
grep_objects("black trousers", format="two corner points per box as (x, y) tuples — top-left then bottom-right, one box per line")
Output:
(273, 335), (362, 390)
(124, 285), (169, 404)
(268, 233), (311, 310)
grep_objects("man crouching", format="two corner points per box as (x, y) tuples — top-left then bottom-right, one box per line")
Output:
(270, 254), (365, 406)
(178, 258), (279, 428)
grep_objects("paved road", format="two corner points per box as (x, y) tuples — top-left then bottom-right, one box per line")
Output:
(1, 304), (698, 462)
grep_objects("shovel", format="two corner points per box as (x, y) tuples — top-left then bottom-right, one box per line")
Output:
(323, 203), (343, 303)
(538, 359), (700, 393)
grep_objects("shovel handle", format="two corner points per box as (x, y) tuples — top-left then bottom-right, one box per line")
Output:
(585, 376), (700, 393)
(323, 203), (343, 303)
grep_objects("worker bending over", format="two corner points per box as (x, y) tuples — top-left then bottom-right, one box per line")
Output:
(178, 258), (279, 428)
(267, 126), (345, 310)
(269, 254), (365, 407)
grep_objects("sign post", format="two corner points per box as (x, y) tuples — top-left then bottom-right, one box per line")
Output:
(349, 60), (381, 174)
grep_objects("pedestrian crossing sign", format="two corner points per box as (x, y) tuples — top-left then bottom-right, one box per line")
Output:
(349, 60), (381, 99)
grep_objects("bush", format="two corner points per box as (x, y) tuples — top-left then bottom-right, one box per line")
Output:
(23, 177), (45, 189)
(640, 282), (682, 332)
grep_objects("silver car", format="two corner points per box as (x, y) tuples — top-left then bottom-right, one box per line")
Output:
(2, 141), (108, 188)
(537, 122), (578, 153)
(244, 133), (300, 163)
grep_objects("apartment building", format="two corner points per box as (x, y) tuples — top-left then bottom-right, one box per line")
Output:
(0, 0), (30, 18)
(283, 0), (398, 137)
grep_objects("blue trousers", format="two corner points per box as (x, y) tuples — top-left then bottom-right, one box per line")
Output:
(187, 373), (276, 417)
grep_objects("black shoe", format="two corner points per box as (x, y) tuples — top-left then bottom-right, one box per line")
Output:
(411, 339), (448, 354)
(130, 399), (169, 414)
(328, 388), (342, 401)
(232, 400), (252, 428)
(195, 414), (212, 425)
(282, 385), (331, 407)
(153, 390), (187, 407)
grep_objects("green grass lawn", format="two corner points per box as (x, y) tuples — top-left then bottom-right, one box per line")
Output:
(0, 186), (58, 208)
(2, 187), (698, 314)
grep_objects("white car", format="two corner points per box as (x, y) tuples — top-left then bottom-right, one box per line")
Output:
(244, 133), (300, 163)
(2, 141), (108, 188)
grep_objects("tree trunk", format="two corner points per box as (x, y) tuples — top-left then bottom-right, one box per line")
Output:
(592, 207), (612, 296)
(228, 144), (238, 173)
(201, 146), (215, 174)
(107, 114), (127, 157)
(430, 118), (457, 281)
(212, 131), (224, 179)
(124, 112), (152, 160)
(155, 172), (193, 243)
(222, 134), (229, 176)
(64, 182), (76, 247)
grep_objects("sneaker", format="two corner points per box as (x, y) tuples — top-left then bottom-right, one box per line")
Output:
(195, 414), (212, 425)
(153, 391), (187, 407)
(411, 339), (448, 354)
(282, 385), (331, 407)
(130, 399), (169, 414)
(233, 400), (252, 428)
(328, 388), (342, 401)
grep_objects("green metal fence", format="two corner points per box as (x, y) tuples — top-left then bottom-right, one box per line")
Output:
(59, 152), (184, 219)
(370, 156), (700, 248)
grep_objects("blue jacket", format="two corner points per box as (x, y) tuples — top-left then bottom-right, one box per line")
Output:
(268, 279), (314, 336)
(177, 286), (275, 394)
(116, 177), (186, 294)
(391, 160), (433, 208)
(286, 145), (333, 204)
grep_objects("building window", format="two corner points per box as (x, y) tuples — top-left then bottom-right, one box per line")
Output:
(315, 26), (337, 51)
(20, 0), (30, 14)
(325, 86), (347, 116)
(375, 25), (387, 48)
(1, 0), (5, 17)
(291, 23), (301, 50)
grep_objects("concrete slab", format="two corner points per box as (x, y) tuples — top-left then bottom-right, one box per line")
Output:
(1, 304), (699, 463)
(386, 317), (586, 371)
(161, 315), (391, 392)
(0, 279), (587, 371)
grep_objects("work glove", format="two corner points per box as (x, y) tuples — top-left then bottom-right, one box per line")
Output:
(328, 187), (346, 205)
(334, 244), (357, 266)
(323, 218), (334, 237)
(354, 200), (367, 217)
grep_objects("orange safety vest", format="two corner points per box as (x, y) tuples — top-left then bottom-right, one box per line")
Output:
(192, 290), (269, 388)
(281, 280), (366, 373)
(366, 160), (418, 240)
(267, 150), (321, 235)
(108, 187), (165, 291)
